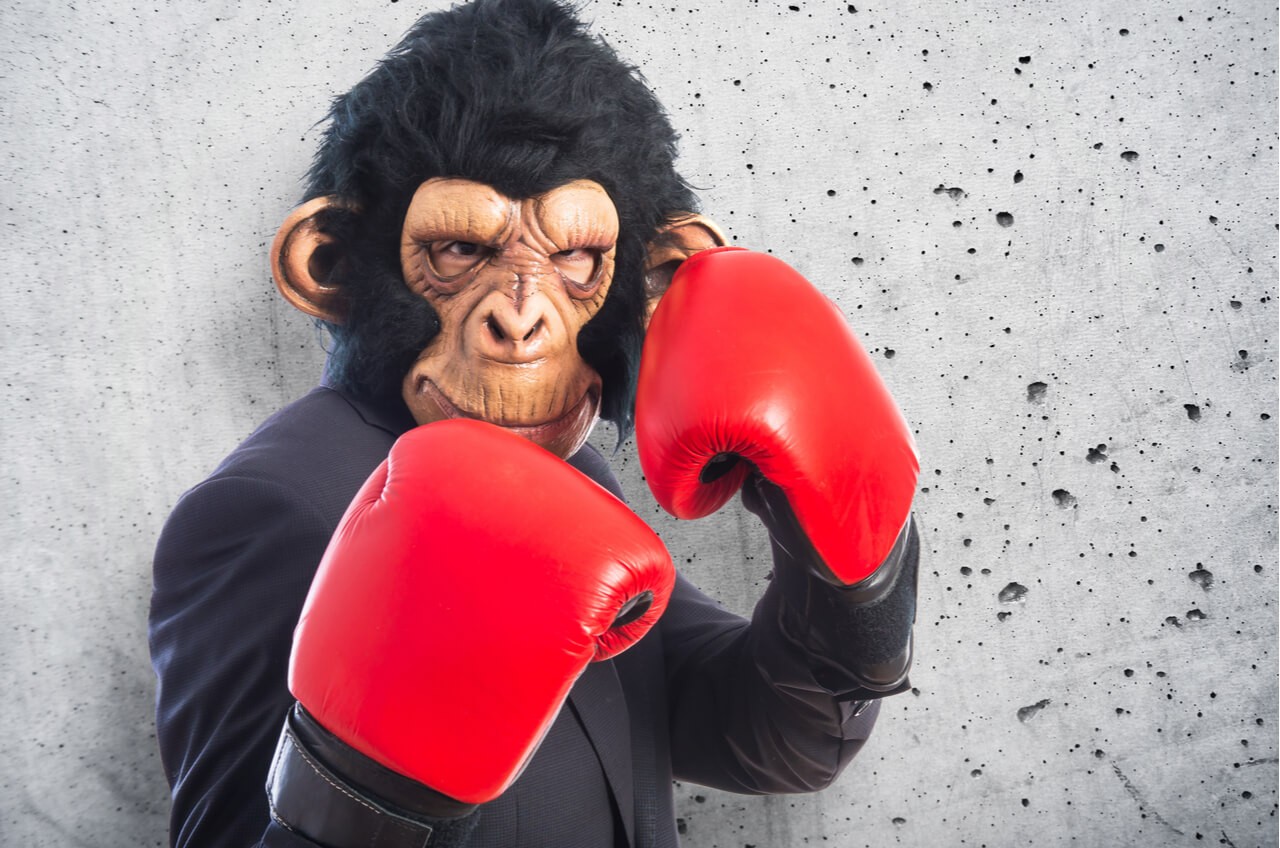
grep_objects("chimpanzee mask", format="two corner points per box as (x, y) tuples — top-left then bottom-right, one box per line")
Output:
(267, 0), (725, 459)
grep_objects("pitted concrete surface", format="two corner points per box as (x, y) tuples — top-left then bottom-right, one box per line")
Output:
(1, 1), (1275, 845)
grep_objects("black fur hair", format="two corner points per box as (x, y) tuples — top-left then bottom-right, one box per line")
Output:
(304, 0), (697, 438)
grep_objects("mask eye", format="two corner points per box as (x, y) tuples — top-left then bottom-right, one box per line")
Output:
(552, 247), (603, 296)
(425, 241), (492, 283)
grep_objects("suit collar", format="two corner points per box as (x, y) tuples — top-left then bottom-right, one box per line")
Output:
(320, 372), (418, 438)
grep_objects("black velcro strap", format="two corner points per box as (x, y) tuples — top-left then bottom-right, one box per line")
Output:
(267, 712), (470, 848)
(767, 514), (920, 697)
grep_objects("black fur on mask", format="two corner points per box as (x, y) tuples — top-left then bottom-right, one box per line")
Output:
(303, 0), (697, 438)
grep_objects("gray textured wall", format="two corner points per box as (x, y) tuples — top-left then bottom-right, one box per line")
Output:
(2, 0), (1276, 845)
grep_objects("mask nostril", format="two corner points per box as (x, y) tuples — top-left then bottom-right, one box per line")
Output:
(522, 319), (543, 342)
(485, 315), (506, 342)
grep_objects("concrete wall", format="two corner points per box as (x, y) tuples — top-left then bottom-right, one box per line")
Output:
(2, 0), (1275, 845)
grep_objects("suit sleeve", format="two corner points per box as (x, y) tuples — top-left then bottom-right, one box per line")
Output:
(568, 441), (894, 796)
(661, 547), (914, 794)
(150, 475), (334, 846)
(152, 473), (489, 848)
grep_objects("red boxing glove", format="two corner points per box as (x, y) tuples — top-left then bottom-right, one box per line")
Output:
(636, 247), (918, 585)
(288, 419), (674, 805)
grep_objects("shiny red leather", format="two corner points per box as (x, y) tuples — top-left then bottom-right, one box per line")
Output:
(288, 419), (675, 804)
(636, 247), (919, 585)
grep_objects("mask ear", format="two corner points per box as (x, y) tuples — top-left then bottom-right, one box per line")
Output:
(644, 213), (727, 327)
(270, 196), (353, 322)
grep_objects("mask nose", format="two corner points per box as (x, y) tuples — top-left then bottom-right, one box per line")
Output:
(474, 275), (554, 363)
(509, 271), (538, 313)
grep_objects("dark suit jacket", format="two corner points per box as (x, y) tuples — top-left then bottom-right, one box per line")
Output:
(150, 382), (879, 848)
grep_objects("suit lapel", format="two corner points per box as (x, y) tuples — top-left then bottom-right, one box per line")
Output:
(568, 659), (635, 847)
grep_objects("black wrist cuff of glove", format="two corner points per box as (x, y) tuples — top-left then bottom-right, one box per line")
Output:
(267, 703), (479, 847)
(744, 471), (919, 698)
(773, 518), (919, 698)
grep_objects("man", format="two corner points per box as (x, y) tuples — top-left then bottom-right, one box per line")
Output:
(150, 2), (919, 845)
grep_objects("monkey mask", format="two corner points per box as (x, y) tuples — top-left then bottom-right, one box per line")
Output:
(272, 182), (722, 458)
(267, 0), (725, 458)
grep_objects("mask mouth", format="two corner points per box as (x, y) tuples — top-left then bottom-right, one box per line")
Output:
(413, 376), (601, 455)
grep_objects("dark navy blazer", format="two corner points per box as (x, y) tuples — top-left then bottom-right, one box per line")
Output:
(150, 383), (878, 848)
